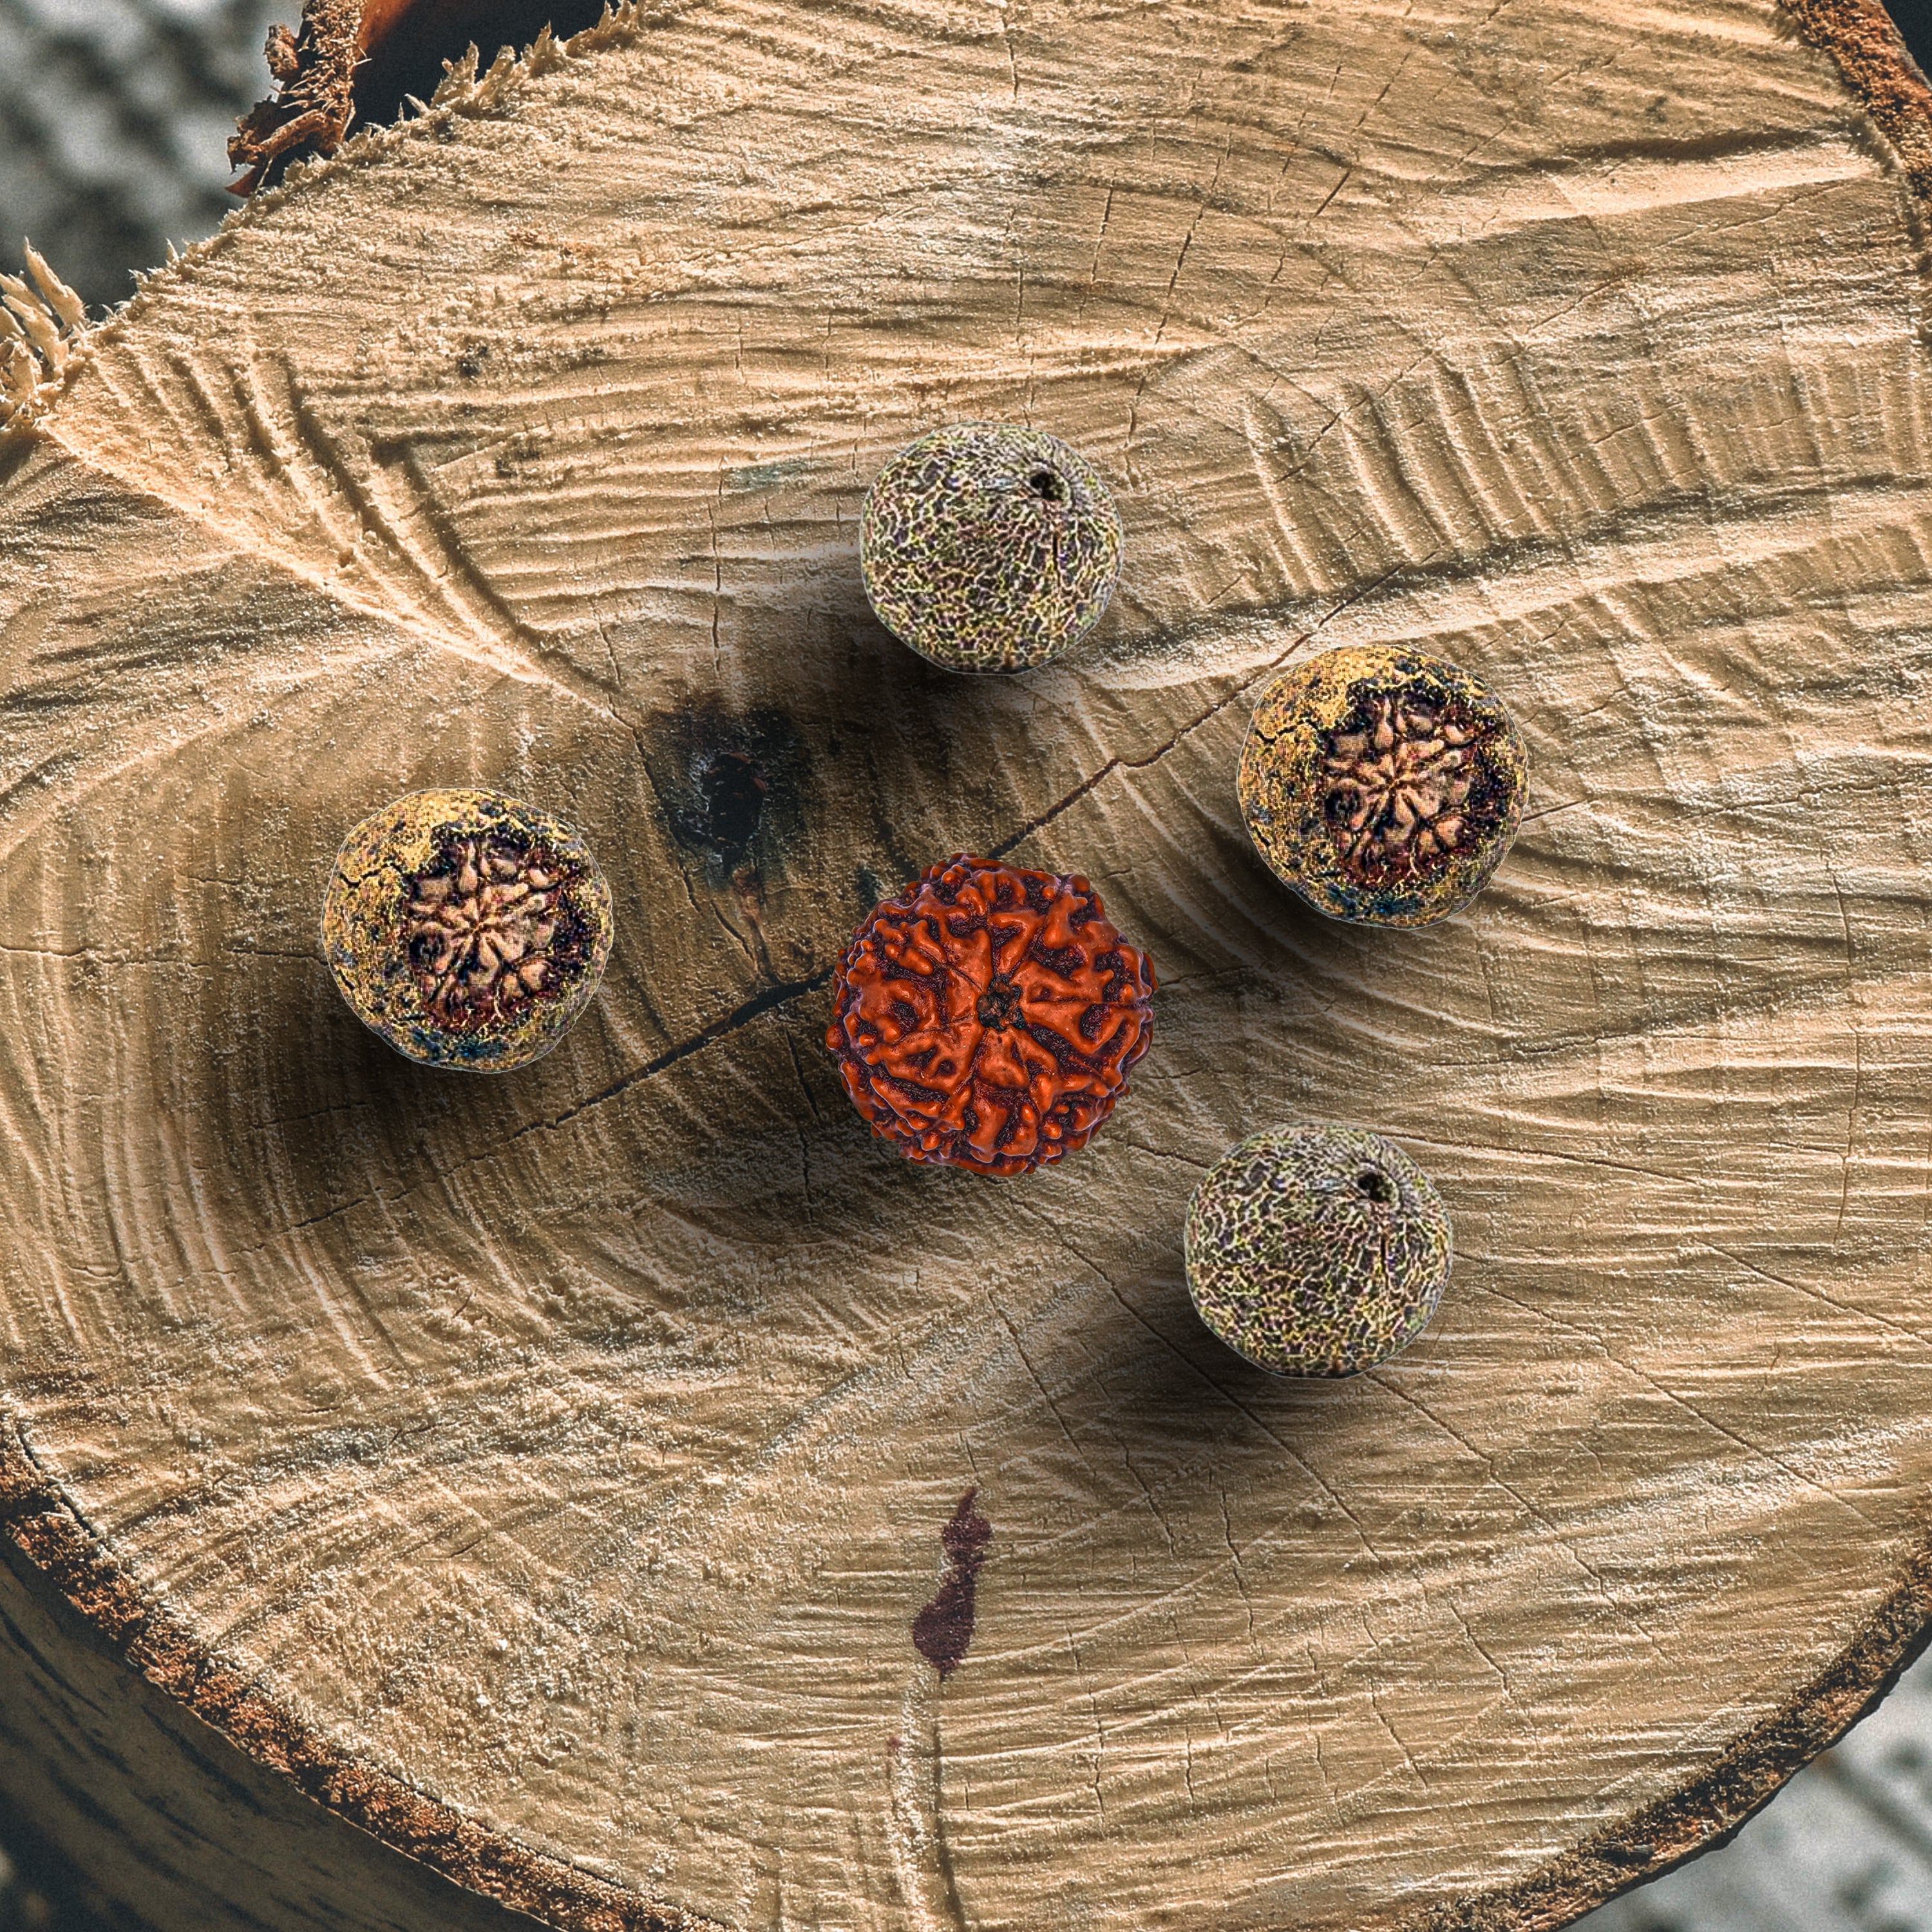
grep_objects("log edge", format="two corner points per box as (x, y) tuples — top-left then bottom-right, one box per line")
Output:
(0, 1417), (713, 1932)
(8, 1405), (1932, 1932)
(1783, 0), (1932, 198)
(1398, 1538), (1932, 1927)
(4, 0), (1932, 1922)
(1425, 9), (1932, 1921)
(1, 0), (663, 440)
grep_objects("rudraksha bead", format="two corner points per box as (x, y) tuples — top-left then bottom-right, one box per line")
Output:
(1186, 1124), (1453, 1376)
(860, 423), (1123, 674)
(1239, 645), (1528, 927)
(322, 788), (612, 1071)
(826, 854), (1155, 1175)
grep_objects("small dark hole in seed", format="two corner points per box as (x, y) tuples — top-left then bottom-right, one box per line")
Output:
(1355, 1169), (1396, 1204)
(1027, 468), (1065, 502)
(976, 978), (1021, 1028)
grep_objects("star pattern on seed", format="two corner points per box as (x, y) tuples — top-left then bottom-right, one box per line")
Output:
(403, 837), (565, 1026)
(1321, 690), (1481, 876)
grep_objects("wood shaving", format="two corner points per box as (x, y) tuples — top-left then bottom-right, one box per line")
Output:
(0, 243), (88, 435)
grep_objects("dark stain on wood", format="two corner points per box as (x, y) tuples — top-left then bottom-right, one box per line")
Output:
(912, 1489), (992, 1678)
(650, 701), (809, 887)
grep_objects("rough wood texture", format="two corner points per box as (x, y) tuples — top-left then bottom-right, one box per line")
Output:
(4, 0), (1932, 1926)
(225, 0), (614, 189)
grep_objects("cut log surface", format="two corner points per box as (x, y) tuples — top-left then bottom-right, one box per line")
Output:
(3, 0), (1932, 1927)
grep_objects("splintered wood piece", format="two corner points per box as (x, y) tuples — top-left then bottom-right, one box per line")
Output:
(5, 0), (1932, 1927)
(227, 0), (612, 192)
(227, 0), (364, 195)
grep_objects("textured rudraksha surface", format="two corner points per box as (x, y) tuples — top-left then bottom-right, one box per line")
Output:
(1238, 643), (1529, 928)
(826, 854), (1155, 1176)
(858, 422), (1124, 674)
(1184, 1122), (1453, 1376)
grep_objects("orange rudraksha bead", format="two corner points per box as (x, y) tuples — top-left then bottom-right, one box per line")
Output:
(826, 855), (1155, 1177)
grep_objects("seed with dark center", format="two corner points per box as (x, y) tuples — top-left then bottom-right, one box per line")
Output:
(826, 853), (1156, 1176)
(1238, 644), (1529, 928)
(321, 788), (614, 1072)
(402, 834), (576, 1029)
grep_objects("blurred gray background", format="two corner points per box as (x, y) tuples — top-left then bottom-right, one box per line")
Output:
(6, 0), (1932, 1926)
(0, 0), (282, 310)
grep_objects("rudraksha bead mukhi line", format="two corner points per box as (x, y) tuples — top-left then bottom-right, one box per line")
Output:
(826, 854), (1155, 1177)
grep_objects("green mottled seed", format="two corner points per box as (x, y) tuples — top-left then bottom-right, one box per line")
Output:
(1238, 643), (1529, 927)
(860, 422), (1123, 673)
(321, 788), (613, 1072)
(1184, 1123), (1453, 1377)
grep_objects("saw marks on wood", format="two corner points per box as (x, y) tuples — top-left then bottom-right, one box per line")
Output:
(3, 0), (1932, 1927)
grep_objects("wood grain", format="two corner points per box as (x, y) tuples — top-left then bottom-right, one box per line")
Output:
(5, 0), (1932, 1926)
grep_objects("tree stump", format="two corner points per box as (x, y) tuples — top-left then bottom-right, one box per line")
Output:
(3, 0), (1932, 1926)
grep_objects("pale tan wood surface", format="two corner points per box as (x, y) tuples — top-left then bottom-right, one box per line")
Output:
(5, 0), (1932, 1927)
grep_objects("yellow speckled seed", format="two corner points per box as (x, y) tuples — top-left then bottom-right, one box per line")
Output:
(321, 789), (613, 1072)
(860, 422), (1123, 674)
(1184, 1123), (1453, 1377)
